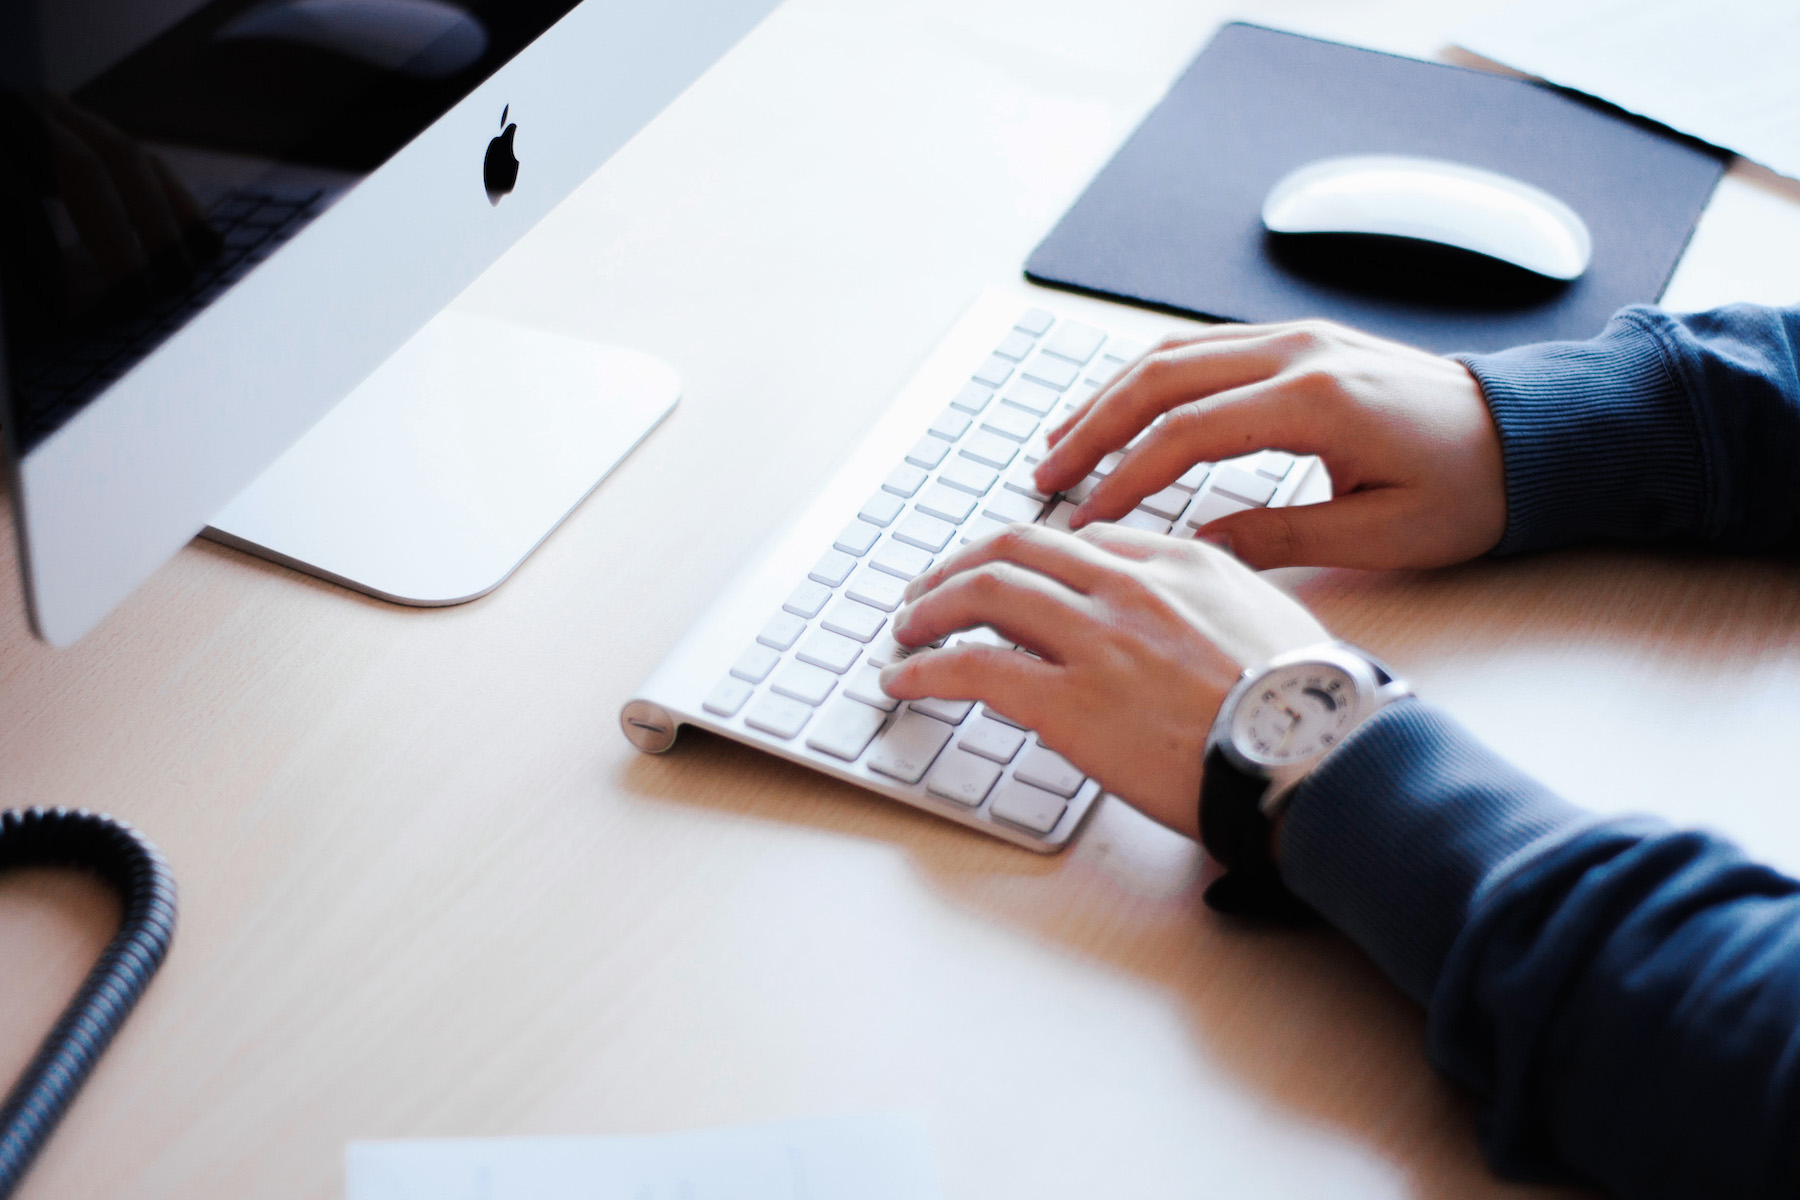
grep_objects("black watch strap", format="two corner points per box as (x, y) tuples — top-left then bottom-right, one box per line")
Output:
(1198, 746), (1315, 923)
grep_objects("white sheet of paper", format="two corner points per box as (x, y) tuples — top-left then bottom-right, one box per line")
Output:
(1454, 0), (1800, 182)
(345, 1114), (938, 1200)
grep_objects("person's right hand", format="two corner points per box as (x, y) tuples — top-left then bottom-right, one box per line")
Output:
(1031, 319), (1510, 570)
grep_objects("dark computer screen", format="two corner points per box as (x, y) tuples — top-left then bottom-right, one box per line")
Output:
(1, 0), (582, 455)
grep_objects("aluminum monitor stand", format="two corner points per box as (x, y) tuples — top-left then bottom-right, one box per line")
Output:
(203, 309), (678, 606)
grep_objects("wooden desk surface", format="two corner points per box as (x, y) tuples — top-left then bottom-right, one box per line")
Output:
(4, 2), (1798, 1198)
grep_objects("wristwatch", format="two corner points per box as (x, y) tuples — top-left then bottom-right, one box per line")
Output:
(1198, 641), (1412, 919)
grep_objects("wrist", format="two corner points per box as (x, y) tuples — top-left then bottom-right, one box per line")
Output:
(1198, 641), (1412, 918)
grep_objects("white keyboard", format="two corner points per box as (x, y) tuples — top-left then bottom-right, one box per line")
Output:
(622, 288), (1328, 852)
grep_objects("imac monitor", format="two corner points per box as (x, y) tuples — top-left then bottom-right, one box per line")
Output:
(1, 0), (780, 645)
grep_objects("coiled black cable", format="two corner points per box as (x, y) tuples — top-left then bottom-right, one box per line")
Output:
(0, 808), (177, 1200)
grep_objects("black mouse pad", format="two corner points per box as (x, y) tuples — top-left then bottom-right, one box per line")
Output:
(1024, 23), (1730, 354)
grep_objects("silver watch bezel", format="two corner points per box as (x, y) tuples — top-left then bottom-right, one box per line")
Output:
(1207, 641), (1412, 815)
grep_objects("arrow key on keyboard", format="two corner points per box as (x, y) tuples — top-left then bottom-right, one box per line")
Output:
(1013, 745), (1085, 797)
(989, 779), (1068, 834)
(866, 709), (955, 783)
(926, 748), (1004, 807)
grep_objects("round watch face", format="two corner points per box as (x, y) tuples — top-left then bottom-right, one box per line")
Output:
(1230, 661), (1361, 766)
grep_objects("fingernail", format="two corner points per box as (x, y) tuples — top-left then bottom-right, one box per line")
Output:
(1069, 503), (1090, 529)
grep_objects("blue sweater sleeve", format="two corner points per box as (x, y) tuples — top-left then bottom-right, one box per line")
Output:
(1459, 304), (1800, 555)
(1280, 704), (1800, 1198)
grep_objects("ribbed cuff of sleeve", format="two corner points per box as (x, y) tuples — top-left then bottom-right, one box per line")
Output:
(1458, 308), (1710, 555)
(1278, 701), (1587, 1005)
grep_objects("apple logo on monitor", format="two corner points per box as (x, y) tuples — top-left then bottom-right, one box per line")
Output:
(484, 105), (519, 205)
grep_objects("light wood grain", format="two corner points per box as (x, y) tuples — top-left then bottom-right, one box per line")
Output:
(4, 1), (1797, 1197)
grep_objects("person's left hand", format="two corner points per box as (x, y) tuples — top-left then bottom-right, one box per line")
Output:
(878, 523), (1328, 838)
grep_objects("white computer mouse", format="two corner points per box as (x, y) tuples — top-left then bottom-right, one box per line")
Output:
(215, 0), (488, 79)
(1261, 155), (1592, 282)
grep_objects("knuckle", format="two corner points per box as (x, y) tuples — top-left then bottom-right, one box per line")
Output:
(1133, 353), (1182, 389)
(1283, 365), (1346, 405)
(990, 525), (1037, 558)
(969, 564), (1014, 601)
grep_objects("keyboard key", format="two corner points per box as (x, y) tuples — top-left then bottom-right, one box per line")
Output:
(1002, 461), (1051, 502)
(905, 435), (950, 470)
(950, 382), (994, 414)
(989, 779), (1068, 834)
(916, 483), (977, 525)
(937, 457), (997, 496)
(1063, 474), (1102, 504)
(731, 644), (781, 683)
(771, 660), (838, 705)
(866, 709), (955, 783)
(834, 519), (881, 556)
(1014, 745), (1085, 796)
(1022, 353), (1080, 391)
(1173, 462), (1212, 492)
(993, 330), (1035, 361)
(926, 749), (1004, 807)
(958, 715), (1026, 764)
(1183, 487), (1256, 529)
(893, 511), (957, 553)
(843, 662), (900, 711)
(981, 489), (1045, 525)
(1138, 485), (1191, 521)
(980, 703), (1027, 729)
(703, 676), (754, 717)
(959, 430), (1018, 469)
(743, 693), (813, 740)
(1094, 450), (1126, 476)
(1103, 336), (1149, 363)
(805, 698), (888, 761)
(1118, 508), (1172, 534)
(846, 566), (909, 611)
(1021, 429), (1052, 464)
(869, 540), (933, 580)
(929, 408), (972, 441)
(1043, 320), (1106, 365)
(797, 628), (864, 674)
(959, 514), (1010, 545)
(981, 404), (1039, 442)
(971, 355), (1013, 389)
(1014, 307), (1055, 336)
(1210, 464), (1278, 506)
(758, 611), (806, 650)
(821, 597), (887, 642)
(784, 579), (832, 618)
(1003, 379), (1062, 417)
(810, 549), (856, 586)
(883, 463), (928, 497)
(911, 696), (974, 725)
(1043, 500), (1079, 532)
(865, 627), (935, 668)
(1256, 450), (1296, 480)
(859, 491), (905, 527)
